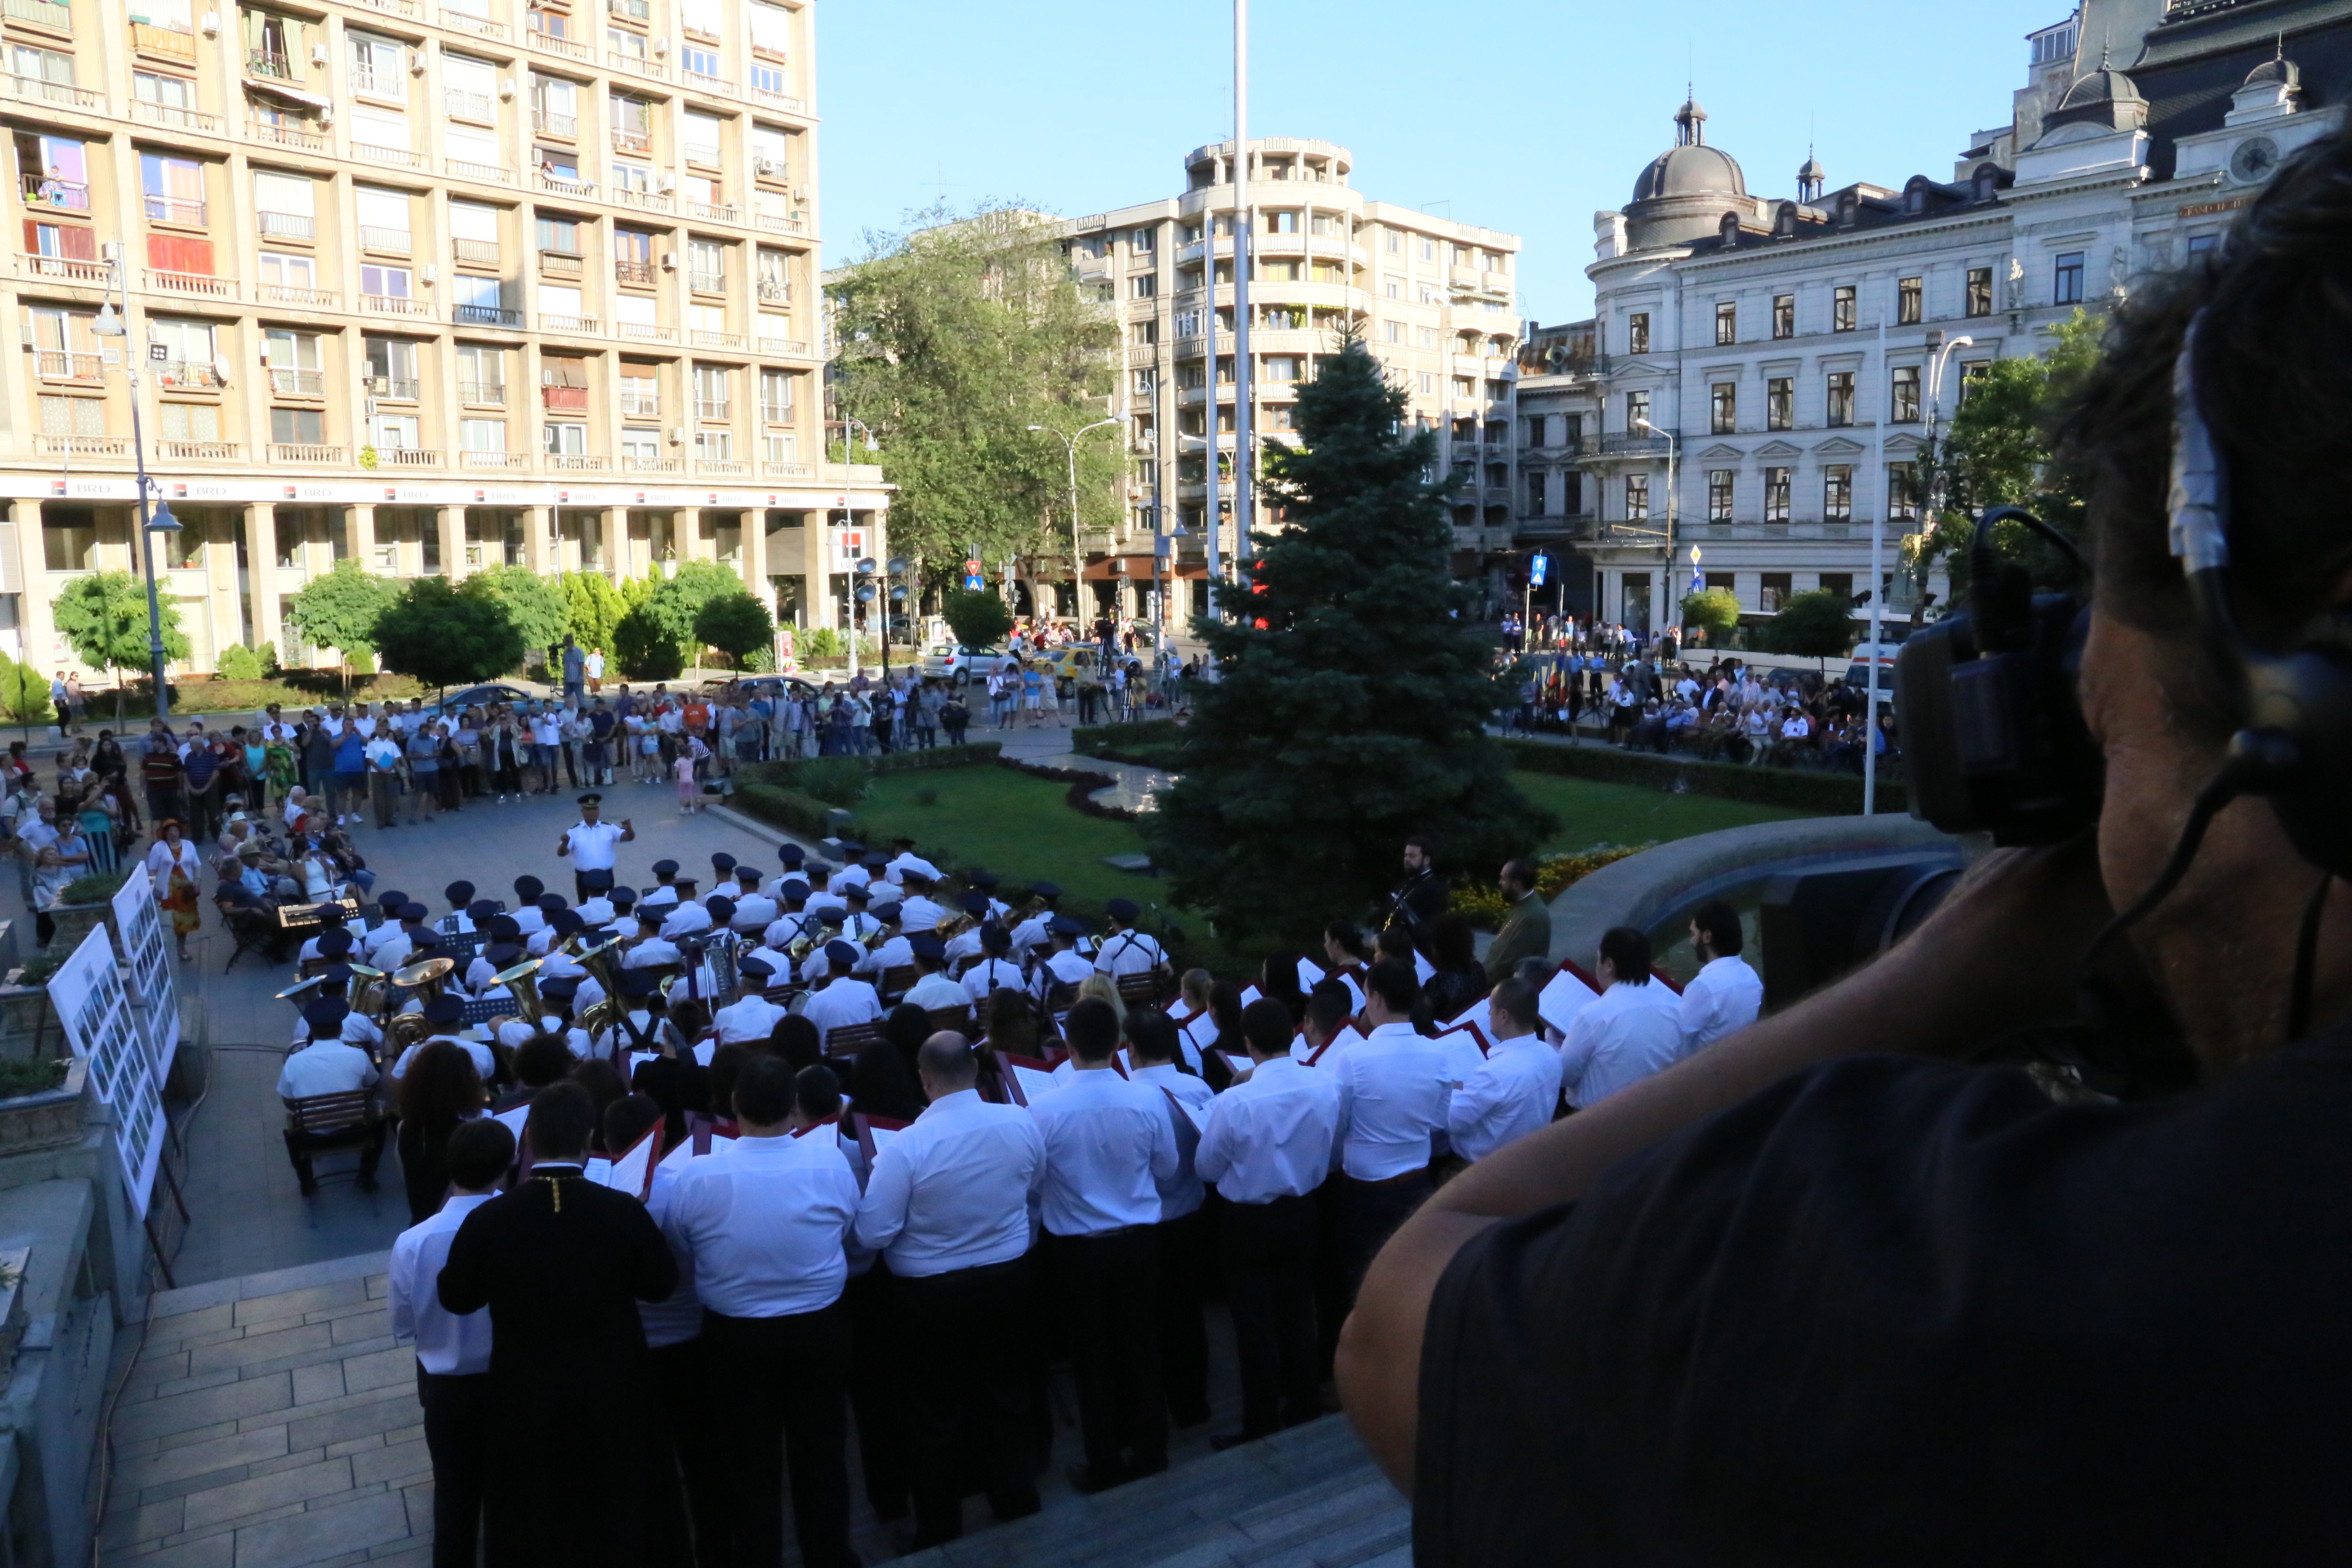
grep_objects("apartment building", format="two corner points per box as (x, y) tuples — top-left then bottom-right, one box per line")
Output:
(1518, 0), (2345, 638)
(1059, 137), (1521, 622)
(1, 0), (883, 674)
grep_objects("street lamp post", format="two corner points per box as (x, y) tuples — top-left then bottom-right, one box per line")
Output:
(838, 417), (877, 681)
(1634, 416), (1678, 642)
(1922, 333), (1975, 519)
(91, 251), (180, 721)
(1028, 418), (1118, 628)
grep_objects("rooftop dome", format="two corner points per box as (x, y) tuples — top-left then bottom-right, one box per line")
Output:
(1797, 153), (1827, 181)
(2244, 50), (2299, 90)
(2057, 51), (2146, 113)
(1631, 98), (1747, 204)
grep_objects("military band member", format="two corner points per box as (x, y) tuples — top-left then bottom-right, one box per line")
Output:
(729, 866), (778, 933)
(466, 918), (524, 990)
(763, 841), (808, 902)
(803, 863), (845, 922)
(660, 888), (715, 942)
(369, 903), (438, 973)
(391, 994), (493, 1081)
(798, 941), (882, 1049)
(941, 894), (991, 971)
(622, 909), (683, 971)
(439, 881), (478, 934)
(968, 870), (1010, 922)
(896, 872), (945, 934)
(1125, 1007), (1215, 1431)
(1095, 899), (1171, 984)
(595, 969), (671, 1066)
(961, 925), (1026, 1004)
(299, 908), (364, 964)
(836, 884), (881, 945)
(832, 845), (872, 897)
(714, 953), (790, 1043)
(1008, 882), (1062, 958)
(899, 936), (966, 1013)
(279, 1000), (380, 1097)
(510, 876), (549, 939)
(1037, 916), (1096, 1004)
(764, 881), (818, 957)
(555, 796), (633, 903)
(286, 965), (385, 1051)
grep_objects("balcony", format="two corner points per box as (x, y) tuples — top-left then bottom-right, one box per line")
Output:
(247, 120), (326, 151)
(349, 0), (420, 14)
(2, 72), (101, 109)
(691, 201), (738, 225)
(618, 322), (674, 342)
(257, 211), (316, 240)
(694, 398), (730, 421)
(606, 184), (671, 213)
(374, 447), (440, 467)
(751, 85), (802, 113)
(611, 127), (649, 155)
(446, 159), (514, 186)
(130, 18), (193, 55)
(358, 226), (413, 256)
(607, 48), (662, 78)
(623, 455), (679, 473)
(133, 101), (220, 132)
(354, 142), (425, 170)
(541, 383), (589, 411)
(757, 336), (811, 357)
(362, 293), (431, 318)
(459, 379), (507, 406)
(438, 7), (507, 39)
(460, 450), (524, 468)
(609, 0), (647, 15)
(35, 436), (127, 456)
(544, 454), (606, 471)
(156, 440), (242, 460)
(614, 257), (655, 286)
(347, 65), (401, 99)
(541, 313), (598, 333)
(683, 142), (720, 168)
(618, 392), (658, 417)
(697, 458), (747, 476)
(444, 86), (494, 121)
(1583, 433), (1674, 458)
(525, 21), (591, 59)
(366, 375), (420, 400)
(539, 248), (582, 278)
(142, 193), (206, 227)
(270, 444), (343, 463)
(753, 155), (788, 183)
(3, 0), (72, 30)
(257, 283), (337, 308)
(270, 368), (326, 397)
(688, 268), (724, 293)
(682, 68), (730, 95)
(756, 211), (807, 237)
(532, 107), (576, 139)
(691, 329), (743, 349)
(145, 268), (233, 299)
(244, 48), (294, 79)
(453, 302), (522, 327)
(534, 170), (596, 199)
(34, 349), (101, 382)
(756, 279), (789, 304)
(157, 360), (224, 389)
(19, 175), (88, 211)
(762, 458), (813, 478)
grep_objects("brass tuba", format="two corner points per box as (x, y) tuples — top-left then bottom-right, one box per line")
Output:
(495, 957), (544, 1025)
(382, 956), (455, 1056)
(346, 963), (390, 1022)
(275, 974), (326, 1012)
(572, 934), (626, 1039)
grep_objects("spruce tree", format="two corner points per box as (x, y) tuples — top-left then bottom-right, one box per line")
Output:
(1144, 342), (1553, 948)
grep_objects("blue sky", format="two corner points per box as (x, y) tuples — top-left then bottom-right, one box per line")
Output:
(816, 0), (2074, 324)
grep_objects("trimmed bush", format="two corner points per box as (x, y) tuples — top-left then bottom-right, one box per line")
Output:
(1499, 738), (1905, 815)
(732, 781), (837, 838)
(1071, 718), (1184, 752)
(740, 742), (1004, 796)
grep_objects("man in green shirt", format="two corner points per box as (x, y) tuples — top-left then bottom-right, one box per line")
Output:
(1482, 860), (1550, 985)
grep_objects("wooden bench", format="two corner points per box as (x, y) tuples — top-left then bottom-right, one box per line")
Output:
(1115, 972), (1166, 1008)
(821, 1019), (885, 1055)
(281, 1090), (386, 1196)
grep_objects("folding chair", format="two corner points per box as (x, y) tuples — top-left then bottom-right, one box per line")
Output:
(282, 1090), (386, 1195)
(224, 906), (282, 972)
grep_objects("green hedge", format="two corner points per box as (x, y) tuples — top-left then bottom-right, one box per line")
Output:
(740, 741), (1003, 795)
(1070, 718), (1185, 752)
(732, 781), (838, 839)
(1500, 738), (1906, 815)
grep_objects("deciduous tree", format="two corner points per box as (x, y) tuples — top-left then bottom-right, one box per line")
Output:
(52, 571), (191, 718)
(372, 577), (525, 695)
(1680, 587), (1742, 645)
(466, 565), (570, 667)
(941, 587), (1013, 650)
(694, 593), (774, 670)
(1765, 589), (1857, 676)
(284, 560), (397, 694)
(1144, 343), (1553, 946)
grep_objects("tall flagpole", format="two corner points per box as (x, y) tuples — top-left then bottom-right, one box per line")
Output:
(1231, 0), (1251, 573)
(1864, 312), (1888, 816)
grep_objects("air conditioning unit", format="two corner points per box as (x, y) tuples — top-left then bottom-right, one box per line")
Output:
(654, 173), (675, 193)
(660, 250), (678, 269)
(421, 263), (438, 284)
(101, 240), (121, 261)
(309, 41), (328, 64)
(199, 9), (219, 34)
(667, 426), (686, 443)
(318, 105), (335, 125)
(409, 46), (428, 73)
(651, 34), (667, 54)
(500, 76), (517, 99)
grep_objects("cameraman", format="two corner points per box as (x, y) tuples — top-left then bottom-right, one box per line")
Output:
(1342, 126), (2352, 1563)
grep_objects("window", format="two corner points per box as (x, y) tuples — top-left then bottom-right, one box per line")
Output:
(1759, 572), (1793, 612)
(16, 132), (88, 210)
(531, 74), (576, 137)
(456, 344), (504, 403)
(1897, 275), (1923, 326)
(242, 8), (303, 76)
(681, 43), (721, 80)
(1418, 326), (1436, 349)
(617, 368), (657, 416)
(362, 335), (418, 397)
(271, 406), (325, 446)
(253, 169), (314, 237)
(760, 368), (793, 423)
(1892, 364), (1921, 422)
(694, 429), (733, 462)
(1627, 312), (1650, 355)
(2186, 232), (2219, 259)
(133, 72), (195, 121)
(461, 418), (506, 453)
(1419, 372), (1436, 395)
(1624, 390), (1650, 433)
(1710, 382), (1736, 435)
(1822, 371), (1854, 427)
(749, 0), (790, 55)
(360, 263), (411, 300)
(264, 328), (322, 395)
(683, 110), (722, 166)
(1715, 300), (1736, 345)
(689, 301), (727, 337)
(1889, 462), (1918, 522)
(1966, 266), (1994, 317)
(158, 402), (219, 442)
(1420, 237), (1435, 261)
(537, 215), (582, 259)
(1832, 284), (1857, 332)
(1384, 320), (1403, 344)
(24, 220), (95, 263)
(453, 274), (507, 323)
(1772, 293), (1794, 338)
(1767, 377), (1792, 431)
(257, 250), (315, 293)
(1824, 465), (1852, 522)
(41, 500), (100, 568)
(1625, 475), (1649, 522)
(2053, 250), (2084, 304)
(544, 422), (587, 456)
(1763, 468), (1791, 524)
(1131, 274), (1156, 300)
(370, 411), (420, 449)
(444, 52), (495, 120)
(1958, 359), (1992, 404)
(1707, 470), (1733, 522)
(693, 364), (730, 419)
(147, 317), (214, 384)
(449, 201), (498, 266)
(622, 428), (662, 464)
(347, 30), (405, 100)
(356, 185), (410, 252)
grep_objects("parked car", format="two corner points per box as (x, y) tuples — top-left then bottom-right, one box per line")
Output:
(701, 674), (823, 704)
(429, 683), (533, 715)
(1039, 647), (1105, 686)
(921, 643), (1004, 685)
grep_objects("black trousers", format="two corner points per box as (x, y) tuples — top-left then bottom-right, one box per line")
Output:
(647, 1337), (730, 1567)
(1153, 1208), (1210, 1426)
(1337, 1170), (1435, 1311)
(417, 1366), (489, 1568)
(701, 1303), (857, 1568)
(894, 1257), (1042, 1546)
(1222, 1193), (1322, 1437)
(845, 1265), (910, 1520)
(1044, 1226), (1167, 1478)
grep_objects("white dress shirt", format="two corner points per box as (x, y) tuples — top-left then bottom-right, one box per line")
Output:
(636, 1165), (707, 1348)
(391, 1035), (496, 1080)
(623, 936), (683, 969)
(564, 820), (626, 872)
(664, 1131), (861, 1317)
(1558, 979), (1686, 1108)
(854, 1088), (1045, 1277)
(387, 1194), (495, 1375)
(1330, 1021), (1453, 1181)
(276, 1040), (378, 1099)
(1008, 914), (1051, 957)
(799, 978), (882, 1045)
(659, 903), (713, 941)
(1027, 1067), (1178, 1237)
(942, 926), (985, 969)
(1129, 1063), (1212, 1221)
(897, 894), (944, 933)
(856, 935), (913, 979)
(805, 890), (847, 921)
(961, 957), (1026, 1003)
(1446, 1035), (1563, 1163)
(285, 1012), (384, 1051)
(730, 894), (778, 932)
(1093, 929), (1166, 979)
(1039, 948), (1093, 994)
(901, 972), (968, 1012)
(712, 993), (787, 1044)
(1676, 954), (1764, 1052)
(1195, 1057), (1342, 1204)
(511, 905), (547, 937)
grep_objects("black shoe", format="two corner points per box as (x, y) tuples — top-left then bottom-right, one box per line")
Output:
(1066, 1462), (1128, 1495)
(1210, 1430), (1267, 1453)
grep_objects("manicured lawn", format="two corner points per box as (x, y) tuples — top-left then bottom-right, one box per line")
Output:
(854, 766), (1166, 917)
(1510, 770), (1816, 854)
